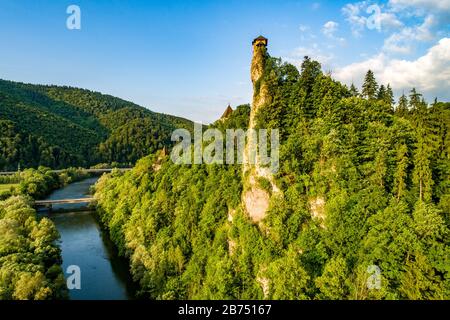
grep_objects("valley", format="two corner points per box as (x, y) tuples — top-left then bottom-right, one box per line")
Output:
(1, 34), (449, 300)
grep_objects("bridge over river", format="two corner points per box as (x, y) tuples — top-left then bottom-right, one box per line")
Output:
(35, 197), (95, 210)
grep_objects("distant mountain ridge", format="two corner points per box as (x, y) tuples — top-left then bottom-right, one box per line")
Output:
(0, 79), (193, 170)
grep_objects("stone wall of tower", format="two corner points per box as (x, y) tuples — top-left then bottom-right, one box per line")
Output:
(251, 42), (266, 84)
(250, 41), (271, 115)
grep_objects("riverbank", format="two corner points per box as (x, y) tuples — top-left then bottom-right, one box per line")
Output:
(0, 167), (91, 201)
(42, 177), (137, 300)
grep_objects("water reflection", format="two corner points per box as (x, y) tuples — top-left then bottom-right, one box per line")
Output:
(42, 177), (136, 300)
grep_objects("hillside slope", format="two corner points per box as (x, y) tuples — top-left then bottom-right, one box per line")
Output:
(0, 79), (192, 170)
(94, 54), (450, 299)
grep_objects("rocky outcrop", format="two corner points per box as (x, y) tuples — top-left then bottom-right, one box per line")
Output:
(309, 196), (326, 228)
(152, 148), (167, 172)
(242, 36), (280, 223)
(243, 184), (270, 222)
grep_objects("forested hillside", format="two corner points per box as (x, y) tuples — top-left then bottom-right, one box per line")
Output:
(94, 55), (450, 300)
(0, 80), (192, 170)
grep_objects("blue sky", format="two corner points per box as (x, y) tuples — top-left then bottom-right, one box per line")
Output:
(0, 0), (449, 123)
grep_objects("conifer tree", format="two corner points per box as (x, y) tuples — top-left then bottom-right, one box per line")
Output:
(409, 88), (427, 117)
(362, 70), (378, 100)
(393, 144), (408, 200)
(299, 56), (322, 117)
(400, 252), (443, 300)
(373, 149), (387, 188)
(300, 56), (322, 88)
(396, 93), (409, 117)
(349, 83), (359, 97)
(385, 84), (395, 107)
(377, 84), (386, 101)
(413, 126), (434, 202)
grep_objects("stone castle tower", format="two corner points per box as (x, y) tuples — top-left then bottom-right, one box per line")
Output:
(250, 36), (271, 115)
(251, 36), (268, 83)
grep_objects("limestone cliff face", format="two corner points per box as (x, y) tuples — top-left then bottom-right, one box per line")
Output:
(242, 36), (279, 223)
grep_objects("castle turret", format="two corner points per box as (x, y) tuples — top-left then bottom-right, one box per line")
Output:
(252, 35), (268, 46)
(251, 35), (268, 86)
(220, 104), (233, 120)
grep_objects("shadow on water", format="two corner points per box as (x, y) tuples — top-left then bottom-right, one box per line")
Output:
(40, 178), (139, 300)
(92, 210), (141, 298)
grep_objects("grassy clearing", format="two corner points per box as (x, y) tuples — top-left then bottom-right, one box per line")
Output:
(0, 184), (17, 193)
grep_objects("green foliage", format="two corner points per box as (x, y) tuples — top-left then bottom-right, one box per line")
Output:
(95, 107), (248, 299)
(0, 196), (67, 300)
(349, 83), (359, 97)
(16, 167), (89, 199)
(315, 256), (350, 299)
(94, 56), (450, 300)
(0, 79), (192, 170)
(265, 246), (310, 299)
(396, 94), (409, 117)
(362, 70), (378, 100)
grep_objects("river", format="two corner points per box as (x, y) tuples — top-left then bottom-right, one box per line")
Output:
(41, 177), (136, 300)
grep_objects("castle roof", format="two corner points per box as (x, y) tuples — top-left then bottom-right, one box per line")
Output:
(221, 105), (233, 119)
(252, 35), (268, 45)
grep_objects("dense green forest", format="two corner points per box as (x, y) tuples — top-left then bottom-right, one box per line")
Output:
(0, 195), (66, 300)
(94, 55), (450, 300)
(0, 167), (90, 200)
(0, 79), (192, 170)
(0, 167), (89, 299)
(16, 167), (90, 200)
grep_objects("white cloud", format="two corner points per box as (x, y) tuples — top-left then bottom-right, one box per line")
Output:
(342, 1), (403, 36)
(388, 0), (450, 31)
(341, 1), (443, 55)
(285, 43), (335, 68)
(334, 38), (450, 101)
(383, 33), (414, 54)
(299, 24), (310, 32)
(298, 25), (317, 42)
(382, 14), (436, 54)
(342, 1), (432, 38)
(321, 21), (346, 44)
(416, 15), (437, 40)
(322, 21), (339, 37)
(389, 0), (450, 13)
(378, 12), (403, 29)
(342, 2), (368, 37)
